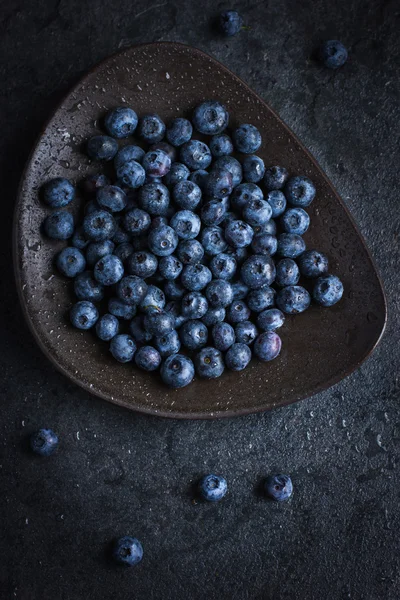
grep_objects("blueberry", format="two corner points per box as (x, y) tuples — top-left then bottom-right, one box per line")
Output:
(56, 247), (86, 278)
(319, 40), (348, 69)
(242, 155), (265, 183)
(181, 263), (212, 291)
(219, 9), (243, 36)
(87, 135), (118, 161)
(170, 211), (201, 241)
(275, 258), (300, 287)
(138, 113), (165, 143)
(129, 315), (153, 343)
(114, 242), (134, 265)
(202, 307), (226, 326)
(195, 348), (225, 379)
(96, 314), (119, 341)
(117, 275), (147, 305)
(147, 225), (178, 257)
(222, 211), (237, 228)
(277, 233), (306, 258)
(180, 140), (212, 170)
(177, 239), (204, 265)
(254, 331), (282, 361)
(205, 169), (233, 199)
(206, 279), (234, 308)
(173, 180), (202, 210)
(285, 176), (316, 207)
(81, 173), (110, 197)
(313, 274), (343, 306)
(112, 536), (143, 566)
(231, 281), (249, 300)
(83, 210), (116, 241)
(44, 210), (74, 240)
(264, 474), (293, 502)
(138, 184), (170, 218)
(180, 319), (208, 350)
(233, 124), (261, 154)
(224, 220), (254, 249)
(226, 300), (251, 323)
(123, 208), (151, 236)
(116, 159), (146, 189)
(243, 200), (272, 228)
(209, 134), (233, 157)
(166, 118), (193, 146)
(143, 311), (174, 337)
(264, 166), (288, 191)
(42, 177), (75, 207)
(158, 255), (183, 280)
(74, 271), (104, 301)
(209, 253), (237, 280)
(225, 343), (252, 371)
(201, 226), (228, 256)
(228, 246), (250, 265)
(151, 216), (168, 230)
(142, 150), (171, 179)
(149, 141), (177, 163)
(213, 156), (242, 187)
(134, 346), (161, 371)
(163, 162), (190, 186)
(241, 254), (276, 289)
(160, 354), (194, 388)
(276, 285), (311, 314)
(235, 321), (258, 344)
(139, 285), (166, 313)
(253, 220), (277, 236)
(129, 251), (158, 278)
(212, 322), (235, 351)
(110, 334), (136, 363)
(71, 226), (89, 250)
(266, 190), (287, 218)
(199, 473), (228, 501)
(114, 146), (145, 171)
(251, 233), (278, 256)
(188, 169), (209, 191)
(94, 254), (124, 286)
(257, 308), (285, 332)
(230, 183), (263, 212)
(192, 101), (229, 135)
(297, 249), (329, 278)
(181, 292), (208, 319)
(154, 330), (181, 357)
(30, 429), (58, 456)
(281, 207), (310, 235)
(200, 200), (226, 227)
(108, 298), (136, 320)
(70, 301), (99, 330)
(247, 285), (275, 312)
(86, 239), (115, 267)
(96, 185), (127, 213)
(104, 107), (138, 138)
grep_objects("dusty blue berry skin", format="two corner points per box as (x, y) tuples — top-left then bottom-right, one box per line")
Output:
(86, 240), (115, 267)
(114, 146), (145, 172)
(114, 242), (134, 265)
(264, 166), (289, 191)
(192, 101), (229, 135)
(209, 134), (233, 157)
(143, 310), (175, 337)
(297, 250), (329, 278)
(159, 256), (183, 280)
(210, 253), (237, 280)
(233, 124), (262, 154)
(173, 180), (202, 210)
(254, 331), (282, 361)
(97, 185), (127, 213)
(213, 156), (242, 187)
(226, 300), (251, 323)
(112, 536), (143, 566)
(56, 247), (86, 278)
(30, 429), (59, 456)
(161, 353), (194, 388)
(117, 275), (147, 305)
(281, 207), (310, 235)
(128, 251), (158, 278)
(104, 107), (138, 138)
(195, 347), (225, 379)
(177, 239), (204, 265)
(206, 280), (234, 308)
(275, 258), (300, 287)
(265, 474), (293, 502)
(246, 285), (275, 312)
(235, 321), (258, 345)
(180, 319), (209, 350)
(277, 233), (306, 258)
(137, 113), (165, 143)
(231, 281), (249, 300)
(229, 246), (250, 265)
(285, 176), (316, 207)
(180, 140), (212, 170)
(170, 211), (201, 241)
(257, 308), (285, 332)
(242, 155), (265, 183)
(123, 208), (151, 236)
(202, 307), (226, 327)
(81, 173), (110, 196)
(94, 254), (124, 286)
(243, 199), (272, 227)
(200, 200), (226, 227)
(166, 118), (193, 146)
(149, 141), (177, 163)
(83, 210), (116, 241)
(219, 9), (243, 35)
(241, 254), (276, 289)
(139, 285), (166, 313)
(163, 162), (190, 186)
(267, 190), (287, 218)
(276, 285), (311, 314)
(230, 183), (263, 211)
(319, 40), (348, 69)
(110, 334), (136, 363)
(42, 178), (75, 207)
(96, 313), (119, 341)
(44, 211), (74, 240)
(225, 343), (252, 371)
(181, 264), (212, 292)
(199, 474), (228, 501)
(138, 183), (170, 216)
(87, 135), (118, 161)
(108, 298), (136, 320)
(201, 226), (228, 256)
(116, 159), (146, 189)
(181, 292), (208, 319)
(129, 316), (153, 343)
(188, 169), (209, 191)
(154, 330), (181, 357)
(251, 233), (278, 256)
(205, 169), (233, 199)
(313, 274), (344, 307)
(134, 346), (161, 372)
(254, 220), (277, 237)
(224, 220), (254, 249)
(212, 322), (235, 351)
(70, 301), (99, 330)
(148, 225), (179, 257)
(142, 150), (171, 179)
(74, 271), (104, 302)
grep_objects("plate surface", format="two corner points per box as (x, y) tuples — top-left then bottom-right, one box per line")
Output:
(14, 42), (386, 419)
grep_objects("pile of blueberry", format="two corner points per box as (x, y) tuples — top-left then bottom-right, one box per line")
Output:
(41, 101), (343, 388)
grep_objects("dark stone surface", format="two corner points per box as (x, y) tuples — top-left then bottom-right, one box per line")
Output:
(0, 1), (399, 598)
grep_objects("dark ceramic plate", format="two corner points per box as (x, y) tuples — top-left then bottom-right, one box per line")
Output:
(14, 43), (386, 419)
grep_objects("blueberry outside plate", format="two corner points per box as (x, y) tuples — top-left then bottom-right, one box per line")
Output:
(13, 43), (387, 419)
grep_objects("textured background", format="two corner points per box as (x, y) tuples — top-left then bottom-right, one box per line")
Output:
(1, 1), (399, 599)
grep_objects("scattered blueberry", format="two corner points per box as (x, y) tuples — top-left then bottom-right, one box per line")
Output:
(264, 166), (288, 191)
(85, 240), (115, 267)
(231, 281), (250, 300)
(209, 253), (237, 280)
(243, 199), (272, 227)
(144, 310), (175, 336)
(180, 140), (212, 170)
(277, 233), (306, 258)
(242, 155), (265, 183)
(225, 343), (252, 371)
(209, 134), (233, 157)
(116, 159), (146, 189)
(276, 285), (311, 314)
(206, 279), (233, 308)
(201, 307), (226, 327)
(170, 210), (201, 240)
(163, 162), (190, 186)
(56, 247), (86, 278)
(108, 297), (136, 320)
(313, 274), (344, 306)
(205, 169), (233, 199)
(160, 353), (195, 388)
(83, 210), (116, 241)
(212, 322), (235, 351)
(219, 10), (243, 36)
(96, 313), (119, 341)
(240, 254), (276, 288)
(94, 254), (124, 286)
(230, 183), (263, 211)
(135, 346), (161, 371)
(104, 107), (138, 138)
(297, 249), (329, 278)
(139, 285), (166, 313)
(117, 275), (147, 305)
(87, 135), (118, 161)
(235, 321), (258, 345)
(181, 292), (209, 320)
(251, 233), (278, 256)
(266, 190), (287, 218)
(154, 330), (181, 357)
(74, 271), (104, 302)
(181, 263), (212, 291)
(201, 226), (228, 255)
(114, 145), (145, 170)
(30, 429), (59, 456)
(192, 101), (229, 135)
(319, 40), (348, 69)
(281, 207), (310, 235)
(128, 251), (158, 278)
(188, 169), (209, 190)
(180, 319), (208, 350)
(166, 118), (193, 147)
(130, 315), (153, 343)
(44, 210), (74, 240)
(158, 255), (183, 280)
(213, 156), (242, 187)
(142, 149), (171, 178)
(246, 285), (275, 312)
(226, 300), (251, 323)
(224, 220), (254, 248)
(97, 185), (127, 212)
(257, 308), (285, 331)
(112, 536), (143, 566)
(254, 331), (282, 361)
(138, 114), (165, 143)
(70, 301), (99, 330)
(285, 176), (316, 207)
(173, 180), (202, 210)
(149, 141), (176, 163)
(264, 474), (293, 502)
(233, 124), (261, 154)
(177, 239), (205, 265)
(199, 474), (228, 501)
(195, 347), (225, 378)
(148, 224), (179, 256)
(110, 334), (136, 363)
(123, 208), (151, 236)
(42, 178), (75, 207)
